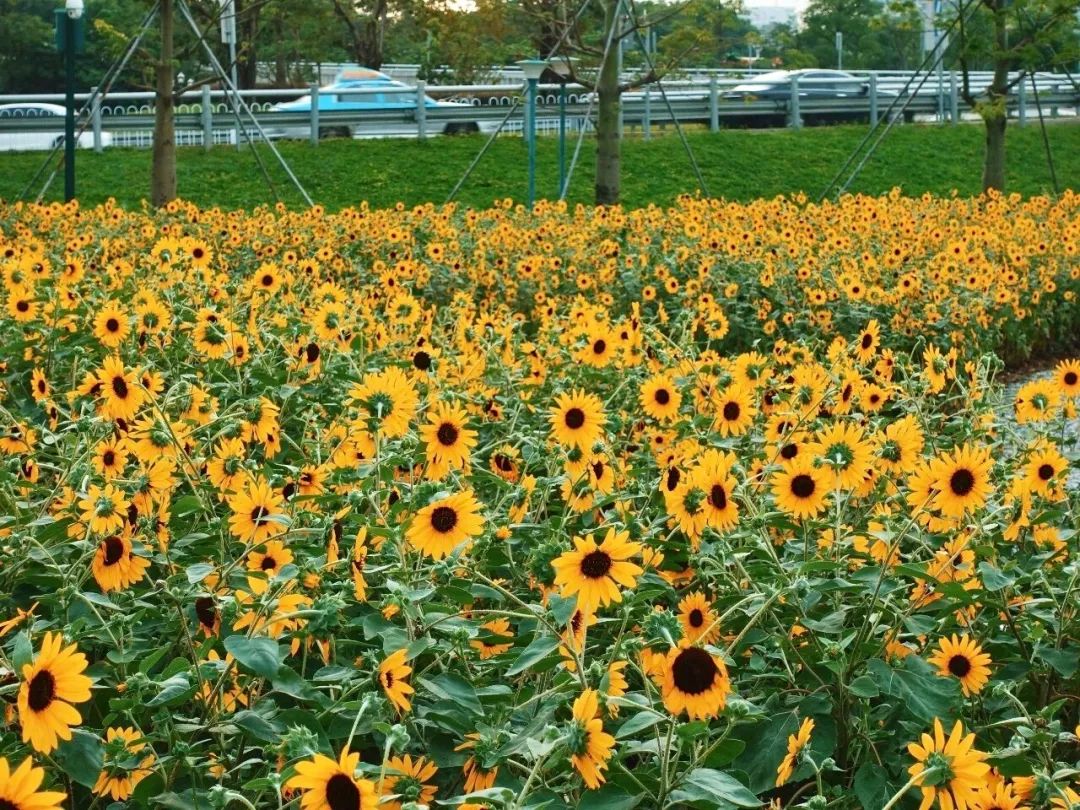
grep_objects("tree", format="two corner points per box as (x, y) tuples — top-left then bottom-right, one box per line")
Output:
(331, 0), (390, 68)
(801, 0), (886, 68)
(948, 0), (1079, 190)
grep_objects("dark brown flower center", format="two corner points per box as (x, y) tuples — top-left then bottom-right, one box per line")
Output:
(106, 317), (120, 332)
(861, 332), (873, 349)
(593, 339), (607, 355)
(780, 443), (798, 460)
(250, 506), (270, 525)
(493, 454), (513, 472)
(112, 375), (129, 398)
(564, 407), (586, 430)
(592, 461), (605, 481)
(580, 550), (613, 579)
(195, 597), (217, 629)
(305, 342), (320, 362)
(654, 388), (671, 405)
(949, 469), (975, 497)
(260, 555), (278, 571)
(688, 609), (704, 628)
(102, 535), (125, 566)
(1064, 371), (1078, 386)
(261, 274), (274, 287)
(413, 350), (431, 370)
(27, 669), (57, 712)
(1038, 463), (1055, 481)
(436, 423), (459, 447)
(16, 300), (30, 312)
(430, 505), (458, 533)
(709, 484), (727, 510)
(672, 647), (718, 695)
(325, 772), (362, 810)
(791, 473), (816, 499)
(722, 402), (741, 421)
(665, 467), (681, 492)
(947, 655), (972, 677)
(103, 450), (116, 466)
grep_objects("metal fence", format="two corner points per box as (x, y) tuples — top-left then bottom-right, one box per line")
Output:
(0, 70), (1075, 152)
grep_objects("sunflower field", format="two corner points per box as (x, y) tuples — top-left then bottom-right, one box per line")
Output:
(0, 190), (1079, 810)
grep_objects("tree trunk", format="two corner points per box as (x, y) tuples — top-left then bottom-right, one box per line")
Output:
(594, 2), (621, 206)
(274, 17), (288, 86)
(236, 0), (259, 89)
(981, 109), (1006, 192)
(151, 0), (176, 207)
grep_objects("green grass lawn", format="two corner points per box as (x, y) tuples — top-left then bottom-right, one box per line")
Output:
(1, 122), (1076, 210)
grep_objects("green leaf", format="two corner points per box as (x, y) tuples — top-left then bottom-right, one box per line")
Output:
(418, 672), (483, 715)
(186, 562), (215, 583)
(734, 710), (798, 793)
(147, 673), (196, 707)
(1037, 646), (1078, 677)
(670, 768), (761, 808)
(225, 635), (285, 679)
(231, 709), (283, 742)
(616, 709), (665, 739)
(867, 657), (960, 722)
(854, 760), (891, 810)
(578, 784), (641, 810)
(506, 635), (560, 676)
(55, 729), (104, 788)
(847, 675), (880, 698)
(12, 630), (32, 672)
(977, 561), (1015, 591)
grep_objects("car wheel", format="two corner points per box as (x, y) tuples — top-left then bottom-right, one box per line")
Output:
(444, 122), (479, 135)
(319, 126), (351, 140)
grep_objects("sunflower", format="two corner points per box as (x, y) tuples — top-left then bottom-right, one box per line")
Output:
(286, 748), (378, 810)
(927, 634), (992, 696)
(420, 401), (477, 472)
(0, 756), (66, 810)
(604, 660), (629, 717)
(568, 689), (616, 789)
(875, 414), (925, 475)
(78, 483), (128, 535)
(489, 445), (521, 483)
(93, 726), (155, 801)
(551, 527), (643, 613)
(30, 368), (49, 403)
(692, 455), (740, 533)
(456, 733), (499, 792)
(247, 540), (295, 594)
(349, 366), (418, 438)
(227, 476), (286, 544)
(17, 631), (93, 754)
(810, 421), (873, 490)
(856, 319), (881, 363)
(380, 755), (438, 810)
(92, 529), (150, 593)
(379, 649), (414, 713)
(578, 325), (616, 368)
(405, 490), (485, 559)
(93, 301), (130, 348)
(1054, 359), (1080, 398)
(96, 356), (146, 422)
(470, 618), (514, 659)
(91, 436), (129, 480)
(550, 390), (606, 450)
(776, 717), (815, 787)
(661, 641), (732, 720)
(640, 373), (682, 422)
(1024, 445), (1068, 496)
(771, 459), (829, 520)
(972, 784), (1029, 810)
(907, 719), (990, 810)
(930, 444), (994, 518)
(713, 384), (757, 437)
(678, 591), (720, 644)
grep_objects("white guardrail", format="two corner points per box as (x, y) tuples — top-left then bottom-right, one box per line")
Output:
(0, 70), (1076, 151)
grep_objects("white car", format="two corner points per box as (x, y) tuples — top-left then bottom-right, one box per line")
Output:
(0, 103), (113, 152)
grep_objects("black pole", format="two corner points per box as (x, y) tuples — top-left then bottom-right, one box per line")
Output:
(64, 13), (76, 201)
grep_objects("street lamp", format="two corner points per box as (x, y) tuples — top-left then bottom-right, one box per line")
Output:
(517, 58), (547, 208)
(548, 55), (577, 199)
(57, 0), (84, 202)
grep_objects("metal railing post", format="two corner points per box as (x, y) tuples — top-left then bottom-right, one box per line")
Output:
(643, 88), (651, 140)
(709, 76), (719, 132)
(91, 86), (103, 153)
(949, 71), (959, 124)
(1017, 79), (1026, 126)
(201, 84), (212, 150)
(309, 83), (319, 146)
(789, 75), (801, 129)
(416, 79), (427, 140)
(868, 74), (878, 128)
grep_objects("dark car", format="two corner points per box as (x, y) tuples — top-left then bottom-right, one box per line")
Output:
(722, 69), (910, 127)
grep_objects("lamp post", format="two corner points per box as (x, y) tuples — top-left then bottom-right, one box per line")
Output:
(549, 56), (576, 199)
(517, 59), (547, 208)
(57, 0), (84, 202)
